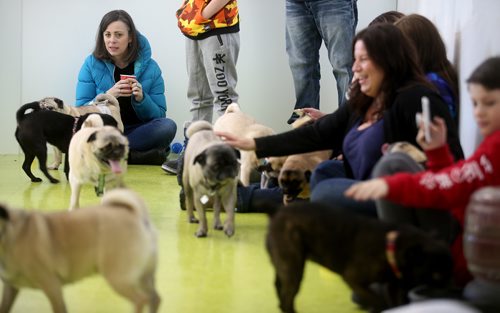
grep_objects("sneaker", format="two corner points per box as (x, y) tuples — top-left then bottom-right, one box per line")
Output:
(161, 158), (179, 175)
(287, 112), (300, 125)
(129, 148), (167, 165)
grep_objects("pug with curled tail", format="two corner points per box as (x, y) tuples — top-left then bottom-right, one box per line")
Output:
(39, 94), (123, 170)
(68, 114), (129, 210)
(0, 188), (160, 313)
(183, 120), (240, 238)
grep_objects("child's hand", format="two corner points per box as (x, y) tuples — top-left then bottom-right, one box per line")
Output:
(344, 178), (389, 201)
(416, 116), (447, 151)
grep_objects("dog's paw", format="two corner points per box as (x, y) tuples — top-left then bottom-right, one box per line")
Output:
(195, 230), (207, 238)
(214, 224), (223, 231)
(189, 217), (199, 224)
(31, 177), (43, 183)
(224, 226), (235, 238)
(49, 178), (60, 184)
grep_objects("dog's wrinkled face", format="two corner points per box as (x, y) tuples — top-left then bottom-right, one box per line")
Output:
(88, 127), (129, 174)
(279, 169), (311, 203)
(258, 157), (285, 179)
(39, 97), (65, 111)
(194, 145), (239, 188)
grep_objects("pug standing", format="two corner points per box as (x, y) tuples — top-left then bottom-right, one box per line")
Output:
(39, 94), (123, 170)
(68, 115), (129, 210)
(183, 121), (240, 237)
(0, 188), (160, 313)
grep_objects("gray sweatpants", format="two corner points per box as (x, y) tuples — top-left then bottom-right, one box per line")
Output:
(185, 32), (240, 124)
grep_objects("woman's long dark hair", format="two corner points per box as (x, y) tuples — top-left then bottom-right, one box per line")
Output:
(395, 14), (459, 105)
(349, 23), (430, 116)
(93, 10), (139, 65)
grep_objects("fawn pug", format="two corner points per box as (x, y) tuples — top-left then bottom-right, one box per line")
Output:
(183, 120), (240, 237)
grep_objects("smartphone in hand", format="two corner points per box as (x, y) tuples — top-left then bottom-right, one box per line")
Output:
(421, 96), (431, 143)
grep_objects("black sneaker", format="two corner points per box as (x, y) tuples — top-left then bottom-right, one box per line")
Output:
(287, 112), (300, 125)
(161, 158), (179, 175)
(129, 148), (168, 165)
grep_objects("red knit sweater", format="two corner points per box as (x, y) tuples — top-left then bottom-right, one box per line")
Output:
(384, 130), (500, 286)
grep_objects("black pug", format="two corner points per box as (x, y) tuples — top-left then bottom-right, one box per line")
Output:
(266, 201), (453, 313)
(15, 101), (118, 183)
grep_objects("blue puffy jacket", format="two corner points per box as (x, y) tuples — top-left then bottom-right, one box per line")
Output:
(75, 33), (166, 122)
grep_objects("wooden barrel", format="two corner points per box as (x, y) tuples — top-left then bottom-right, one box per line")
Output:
(464, 187), (500, 282)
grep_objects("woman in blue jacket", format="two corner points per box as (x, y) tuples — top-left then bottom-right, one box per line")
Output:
(76, 10), (177, 165)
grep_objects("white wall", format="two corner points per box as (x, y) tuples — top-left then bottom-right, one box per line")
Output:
(398, 0), (500, 157)
(1, 0), (396, 154)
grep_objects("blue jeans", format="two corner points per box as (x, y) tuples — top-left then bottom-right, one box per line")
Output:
(286, 0), (357, 110)
(310, 159), (377, 217)
(124, 117), (177, 151)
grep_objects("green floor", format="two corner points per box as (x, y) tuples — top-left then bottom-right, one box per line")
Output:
(0, 154), (364, 313)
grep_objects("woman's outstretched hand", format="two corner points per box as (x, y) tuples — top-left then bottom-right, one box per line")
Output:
(215, 131), (256, 151)
(301, 108), (326, 120)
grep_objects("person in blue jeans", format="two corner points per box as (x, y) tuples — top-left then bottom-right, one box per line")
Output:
(76, 10), (177, 165)
(286, 0), (358, 124)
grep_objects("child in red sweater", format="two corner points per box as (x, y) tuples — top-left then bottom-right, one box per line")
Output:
(345, 56), (500, 287)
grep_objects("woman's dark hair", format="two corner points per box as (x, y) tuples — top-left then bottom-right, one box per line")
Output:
(349, 23), (430, 115)
(467, 57), (500, 90)
(93, 10), (139, 65)
(368, 10), (405, 26)
(395, 14), (459, 104)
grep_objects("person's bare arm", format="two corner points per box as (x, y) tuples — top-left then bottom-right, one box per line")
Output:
(202, 0), (232, 19)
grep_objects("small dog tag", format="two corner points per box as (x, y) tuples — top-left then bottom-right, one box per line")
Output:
(200, 195), (209, 204)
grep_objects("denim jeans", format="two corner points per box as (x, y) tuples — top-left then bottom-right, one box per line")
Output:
(286, 0), (357, 111)
(310, 159), (377, 217)
(124, 117), (177, 151)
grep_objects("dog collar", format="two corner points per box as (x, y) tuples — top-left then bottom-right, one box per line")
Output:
(72, 117), (80, 135)
(94, 174), (106, 196)
(385, 231), (402, 279)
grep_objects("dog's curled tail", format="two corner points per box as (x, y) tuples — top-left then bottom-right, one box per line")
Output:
(16, 101), (42, 124)
(95, 93), (119, 107)
(186, 120), (213, 138)
(224, 102), (241, 114)
(82, 114), (104, 129)
(101, 188), (149, 219)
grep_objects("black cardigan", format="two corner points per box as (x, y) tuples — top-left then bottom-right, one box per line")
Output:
(255, 84), (464, 179)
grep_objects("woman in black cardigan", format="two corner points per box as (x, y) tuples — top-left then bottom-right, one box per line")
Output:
(218, 24), (463, 216)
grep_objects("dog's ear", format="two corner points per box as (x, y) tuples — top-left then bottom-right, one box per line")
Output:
(0, 205), (10, 221)
(233, 148), (241, 159)
(87, 131), (98, 143)
(193, 151), (207, 166)
(304, 170), (312, 182)
(55, 98), (64, 109)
